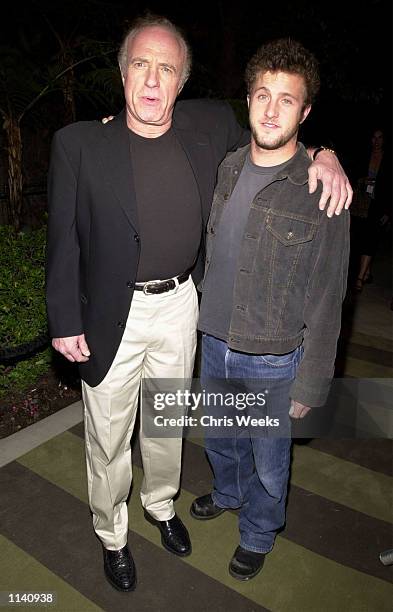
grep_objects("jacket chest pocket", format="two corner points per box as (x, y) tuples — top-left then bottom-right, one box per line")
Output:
(266, 211), (316, 246)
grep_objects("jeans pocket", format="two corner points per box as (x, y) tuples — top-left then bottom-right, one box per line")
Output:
(258, 351), (297, 367)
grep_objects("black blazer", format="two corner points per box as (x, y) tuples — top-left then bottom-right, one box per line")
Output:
(46, 99), (249, 386)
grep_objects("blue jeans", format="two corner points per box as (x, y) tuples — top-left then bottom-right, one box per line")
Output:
(201, 333), (303, 553)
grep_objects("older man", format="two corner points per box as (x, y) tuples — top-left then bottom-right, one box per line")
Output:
(46, 14), (351, 592)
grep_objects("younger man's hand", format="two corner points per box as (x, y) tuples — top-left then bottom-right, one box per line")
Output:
(289, 400), (312, 419)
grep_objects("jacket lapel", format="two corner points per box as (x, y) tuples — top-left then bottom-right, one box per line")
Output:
(98, 109), (139, 231)
(173, 119), (214, 227)
(98, 106), (214, 231)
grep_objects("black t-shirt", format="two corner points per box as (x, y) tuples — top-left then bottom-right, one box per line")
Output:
(129, 128), (202, 281)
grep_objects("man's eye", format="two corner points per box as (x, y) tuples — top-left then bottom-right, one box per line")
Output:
(134, 61), (145, 68)
(161, 66), (173, 73)
(282, 98), (293, 105)
(258, 95), (268, 101)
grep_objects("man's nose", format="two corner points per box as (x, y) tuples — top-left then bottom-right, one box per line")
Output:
(264, 100), (279, 118)
(145, 66), (159, 87)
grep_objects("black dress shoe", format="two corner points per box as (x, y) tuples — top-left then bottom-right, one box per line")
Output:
(229, 546), (265, 581)
(190, 493), (226, 520)
(145, 512), (191, 556)
(103, 544), (136, 591)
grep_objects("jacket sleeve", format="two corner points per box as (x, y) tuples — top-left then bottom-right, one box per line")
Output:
(290, 210), (350, 407)
(45, 130), (83, 338)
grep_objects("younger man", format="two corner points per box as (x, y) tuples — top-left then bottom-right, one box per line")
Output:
(191, 38), (350, 581)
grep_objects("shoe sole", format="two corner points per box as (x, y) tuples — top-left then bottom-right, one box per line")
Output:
(228, 564), (263, 581)
(104, 570), (137, 592)
(189, 507), (226, 520)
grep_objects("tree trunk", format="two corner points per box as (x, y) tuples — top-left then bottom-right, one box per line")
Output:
(62, 62), (76, 124)
(4, 116), (23, 230)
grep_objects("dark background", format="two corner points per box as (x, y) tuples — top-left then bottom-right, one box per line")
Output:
(0, 0), (391, 436)
(0, 0), (391, 202)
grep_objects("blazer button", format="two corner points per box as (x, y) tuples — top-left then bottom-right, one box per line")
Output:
(126, 280), (134, 288)
(117, 320), (125, 329)
(134, 234), (140, 243)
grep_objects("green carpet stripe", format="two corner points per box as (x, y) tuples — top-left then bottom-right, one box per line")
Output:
(1, 462), (261, 612)
(17, 431), (393, 612)
(346, 330), (393, 353)
(291, 445), (392, 523)
(179, 438), (393, 582)
(307, 438), (393, 476)
(0, 534), (102, 612)
(189, 436), (392, 523)
(71, 423), (393, 582)
(342, 356), (393, 377)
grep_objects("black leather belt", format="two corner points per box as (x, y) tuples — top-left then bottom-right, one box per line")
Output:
(134, 272), (190, 295)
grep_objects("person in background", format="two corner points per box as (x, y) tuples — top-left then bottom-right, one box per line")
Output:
(349, 128), (390, 292)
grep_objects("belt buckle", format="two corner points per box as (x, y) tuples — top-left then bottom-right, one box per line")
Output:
(142, 278), (178, 295)
(143, 280), (161, 295)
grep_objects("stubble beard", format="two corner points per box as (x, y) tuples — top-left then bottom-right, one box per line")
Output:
(250, 122), (300, 151)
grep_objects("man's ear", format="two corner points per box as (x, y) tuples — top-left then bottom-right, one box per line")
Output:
(178, 73), (190, 96)
(119, 63), (125, 86)
(300, 104), (312, 124)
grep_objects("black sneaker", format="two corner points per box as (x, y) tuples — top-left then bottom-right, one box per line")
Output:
(190, 493), (226, 520)
(229, 546), (265, 581)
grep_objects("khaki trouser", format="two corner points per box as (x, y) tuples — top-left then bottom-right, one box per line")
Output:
(82, 277), (198, 550)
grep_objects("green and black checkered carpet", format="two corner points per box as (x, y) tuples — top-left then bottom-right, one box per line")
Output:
(1, 419), (392, 611)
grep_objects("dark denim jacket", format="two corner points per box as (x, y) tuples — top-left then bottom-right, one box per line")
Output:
(202, 143), (350, 406)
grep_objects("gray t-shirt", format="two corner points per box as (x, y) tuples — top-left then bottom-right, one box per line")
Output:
(198, 154), (290, 341)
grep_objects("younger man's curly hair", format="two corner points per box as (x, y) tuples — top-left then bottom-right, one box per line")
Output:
(245, 38), (320, 106)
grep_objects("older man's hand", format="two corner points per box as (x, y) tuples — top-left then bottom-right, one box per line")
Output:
(52, 334), (91, 363)
(308, 150), (353, 217)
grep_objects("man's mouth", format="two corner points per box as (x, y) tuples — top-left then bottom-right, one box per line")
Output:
(261, 122), (279, 129)
(141, 96), (160, 104)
